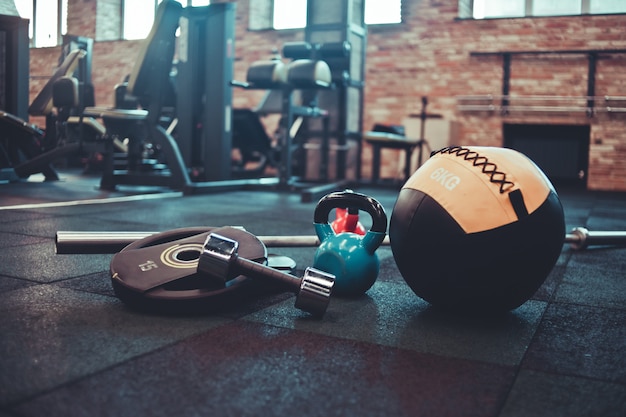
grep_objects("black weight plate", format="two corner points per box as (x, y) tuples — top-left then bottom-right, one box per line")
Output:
(110, 226), (267, 314)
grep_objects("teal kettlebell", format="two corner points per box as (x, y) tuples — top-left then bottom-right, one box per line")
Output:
(313, 191), (388, 297)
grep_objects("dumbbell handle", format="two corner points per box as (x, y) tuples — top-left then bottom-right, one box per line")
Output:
(229, 257), (334, 313)
(227, 253), (301, 287)
(198, 233), (334, 317)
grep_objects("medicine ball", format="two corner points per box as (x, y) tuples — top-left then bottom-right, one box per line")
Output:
(389, 146), (565, 313)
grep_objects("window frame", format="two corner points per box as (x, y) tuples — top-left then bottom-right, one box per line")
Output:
(470, 0), (626, 20)
(271, 0), (403, 31)
(14, 0), (67, 48)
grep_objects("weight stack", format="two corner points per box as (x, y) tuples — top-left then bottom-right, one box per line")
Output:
(303, 0), (366, 182)
(176, 3), (236, 181)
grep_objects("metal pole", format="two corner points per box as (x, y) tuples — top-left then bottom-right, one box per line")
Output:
(565, 227), (626, 250)
(56, 227), (626, 255)
(587, 52), (597, 117)
(55, 230), (385, 253)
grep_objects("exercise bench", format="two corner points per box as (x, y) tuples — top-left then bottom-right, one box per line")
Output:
(364, 131), (425, 184)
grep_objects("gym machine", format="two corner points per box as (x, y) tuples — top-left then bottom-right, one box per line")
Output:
(92, 1), (355, 202)
(174, 5), (282, 183)
(224, 0), (368, 201)
(0, 20), (105, 181)
(0, 40), (101, 182)
(0, 13), (36, 182)
(85, 3), (272, 193)
(175, 4), (353, 201)
(87, 3), (276, 194)
(303, 0), (367, 184)
(3, 1), (366, 202)
(175, 4), (236, 183)
(0, 13), (29, 124)
(227, 0), (368, 197)
(231, 42), (353, 195)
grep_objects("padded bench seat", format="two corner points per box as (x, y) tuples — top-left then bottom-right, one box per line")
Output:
(84, 107), (149, 121)
(67, 116), (106, 136)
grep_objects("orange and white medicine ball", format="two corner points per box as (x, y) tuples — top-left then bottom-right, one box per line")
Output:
(389, 146), (565, 312)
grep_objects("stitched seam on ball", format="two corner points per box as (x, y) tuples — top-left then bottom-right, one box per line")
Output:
(431, 146), (515, 193)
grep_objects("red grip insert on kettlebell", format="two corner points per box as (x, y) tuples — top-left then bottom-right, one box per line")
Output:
(314, 190), (387, 233)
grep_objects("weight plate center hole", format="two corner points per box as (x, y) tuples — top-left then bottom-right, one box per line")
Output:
(174, 248), (201, 263)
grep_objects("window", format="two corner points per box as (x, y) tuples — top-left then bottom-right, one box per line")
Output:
(589, 0), (626, 14)
(364, 0), (403, 25)
(123, 0), (157, 40)
(532, 1), (581, 17)
(273, 0), (402, 30)
(472, 0), (525, 19)
(273, 0), (307, 30)
(472, 0), (626, 19)
(122, 0), (211, 40)
(14, 0), (68, 48)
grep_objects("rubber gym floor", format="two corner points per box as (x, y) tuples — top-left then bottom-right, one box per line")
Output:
(0, 169), (624, 417)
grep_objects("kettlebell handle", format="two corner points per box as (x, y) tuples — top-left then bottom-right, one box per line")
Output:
(314, 191), (387, 233)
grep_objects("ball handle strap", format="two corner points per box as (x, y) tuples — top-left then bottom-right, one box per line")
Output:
(432, 146), (515, 193)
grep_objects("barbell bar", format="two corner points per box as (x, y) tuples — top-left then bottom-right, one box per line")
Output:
(55, 226), (626, 255)
(55, 230), (338, 254)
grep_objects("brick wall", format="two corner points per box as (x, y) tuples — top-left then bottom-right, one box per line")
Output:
(367, 2), (626, 191)
(27, 0), (626, 191)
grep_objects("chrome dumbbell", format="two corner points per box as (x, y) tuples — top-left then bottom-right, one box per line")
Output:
(197, 233), (335, 317)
